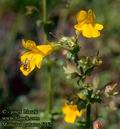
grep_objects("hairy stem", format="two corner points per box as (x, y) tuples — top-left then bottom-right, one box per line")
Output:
(86, 103), (91, 129)
(47, 66), (53, 114)
(42, 0), (53, 115)
(43, 0), (47, 42)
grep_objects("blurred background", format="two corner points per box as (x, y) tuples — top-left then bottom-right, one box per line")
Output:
(0, 0), (120, 129)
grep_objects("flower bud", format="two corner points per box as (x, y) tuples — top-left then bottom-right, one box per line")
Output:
(92, 57), (102, 66)
(104, 83), (118, 97)
(93, 120), (103, 129)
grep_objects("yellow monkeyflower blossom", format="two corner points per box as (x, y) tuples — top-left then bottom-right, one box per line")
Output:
(74, 9), (103, 38)
(20, 39), (56, 76)
(62, 103), (83, 124)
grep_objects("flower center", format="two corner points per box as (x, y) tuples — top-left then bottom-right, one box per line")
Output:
(22, 58), (31, 71)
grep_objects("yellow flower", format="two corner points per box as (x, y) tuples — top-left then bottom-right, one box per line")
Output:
(62, 103), (83, 124)
(20, 39), (56, 76)
(74, 9), (103, 38)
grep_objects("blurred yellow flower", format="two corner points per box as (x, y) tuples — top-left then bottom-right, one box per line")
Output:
(20, 39), (55, 76)
(74, 9), (103, 38)
(62, 103), (83, 124)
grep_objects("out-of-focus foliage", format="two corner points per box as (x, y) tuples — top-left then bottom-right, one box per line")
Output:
(0, 0), (120, 129)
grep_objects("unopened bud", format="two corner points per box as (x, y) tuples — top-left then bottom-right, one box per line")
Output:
(104, 83), (118, 97)
(93, 120), (103, 129)
(92, 57), (102, 66)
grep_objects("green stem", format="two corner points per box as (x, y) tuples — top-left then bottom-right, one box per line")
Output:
(47, 66), (53, 114)
(42, 0), (53, 115)
(86, 103), (91, 129)
(43, 0), (47, 42)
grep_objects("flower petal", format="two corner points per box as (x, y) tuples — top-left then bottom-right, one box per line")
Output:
(20, 61), (35, 76)
(34, 54), (43, 68)
(95, 24), (103, 30)
(64, 115), (76, 123)
(20, 51), (33, 62)
(81, 24), (93, 38)
(74, 23), (83, 31)
(22, 39), (40, 52)
(62, 104), (82, 124)
(92, 29), (100, 38)
(76, 10), (87, 23)
(81, 24), (101, 38)
(20, 52), (35, 76)
(37, 44), (55, 56)
(87, 9), (96, 24)
(62, 104), (71, 115)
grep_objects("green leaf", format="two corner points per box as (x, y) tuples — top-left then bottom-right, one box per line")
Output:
(85, 66), (95, 75)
